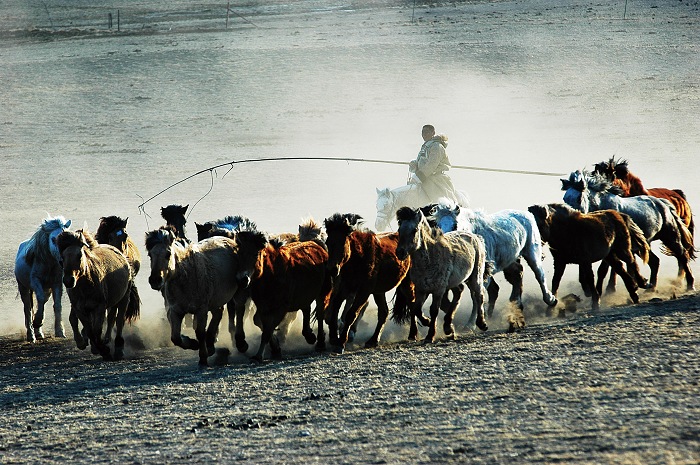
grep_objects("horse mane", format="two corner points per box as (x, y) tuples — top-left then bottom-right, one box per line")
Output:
(396, 206), (443, 240)
(56, 229), (86, 254)
(298, 217), (324, 241)
(145, 226), (176, 252)
(95, 216), (127, 243)
(161, 204), (188, 221)
(25, 216), (70, 265)
(586, 172), (624, 196)
(608, 156), (630, 179)
(215, 215), (258, 232)
(324, 213), (358, 237)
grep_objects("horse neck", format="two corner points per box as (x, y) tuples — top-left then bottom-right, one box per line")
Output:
(592, 190), (618, 211)
(166, 242), (191, 279)
(620, 173), (648, 196)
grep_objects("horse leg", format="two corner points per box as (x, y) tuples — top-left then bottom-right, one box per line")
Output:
(521, 247), (556, 307)
(607, 256), (639, 304)
(51, 284), (66, 338)
(252, 315), (275, 363)
(206, 306), (225, 358)
(30, 282), (48, 340)
(595, 261), (610, 298)
(231, 290), (250, 353)
(409, 293), (429, 341)
(301, 307), (317, 345)
(337, 292), (371, 353)
(349, 302), (368, 344)
(485, 278), (499, 319)
(69, 305), (87, 350)
(443, 285), (463, 338)
(365, 294), (388, 348)
(647, 251), (660, 290)
(18, 283), (36, 343)
(423, 292), (442, 344)
(503, 262), (524, 310)
(194, 311), (210, 366)
(103, 305), (117, 346)
(113, 293), (130, 361)
(168, 309), (199, 351)
(325, 291), (344, 347)
(89, 307), (112, 361)
(580, 264), (599, 311)
(664, 240), (696, 291)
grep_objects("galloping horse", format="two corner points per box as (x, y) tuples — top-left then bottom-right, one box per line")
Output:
(95, 216), (141, 276)
(145, 226), (267, 366)
(324, 213), (412, 353)
(528, 203), (651, 311)
(593, 157), (694, 236)
(562, 170), (695, 291)
(395, 206), (490, 343)
(433, 200), (557, 330)
(375, 185), (469, 231)
(246, 236), (333, 361)
(57, 229), (140, 361)
(14, 216), (72, 342)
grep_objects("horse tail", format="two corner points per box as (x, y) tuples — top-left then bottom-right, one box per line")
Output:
(626, 219), (650, 264)
(125, 283), (141, 322)
(391, 276), (415, 325)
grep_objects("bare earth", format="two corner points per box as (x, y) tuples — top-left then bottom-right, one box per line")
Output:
(1, 1), (700, 464)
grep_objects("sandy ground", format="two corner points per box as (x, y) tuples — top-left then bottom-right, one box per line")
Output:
(1, 0), (699, 463)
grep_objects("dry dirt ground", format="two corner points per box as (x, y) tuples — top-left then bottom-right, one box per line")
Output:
(1, 295), (699, 464)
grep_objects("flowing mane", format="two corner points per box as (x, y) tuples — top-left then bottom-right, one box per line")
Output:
(95, 216), (127, 243)
(585, 172), (624, 196)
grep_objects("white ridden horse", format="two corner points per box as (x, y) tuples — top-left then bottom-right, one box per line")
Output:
(375, 184), (469, 231)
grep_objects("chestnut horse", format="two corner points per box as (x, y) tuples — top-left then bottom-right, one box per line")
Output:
(56, 229), (140, 361)
(395, 206), (490, 343)
(528, 203), (651, 311)
(145, 226), (267, 366)
(594, 157), (694, 236)
(324, 213), (412, 353)
(246, 236), (333, 361)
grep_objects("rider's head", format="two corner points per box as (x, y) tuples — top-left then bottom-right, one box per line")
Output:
(421, 124), (436, 142)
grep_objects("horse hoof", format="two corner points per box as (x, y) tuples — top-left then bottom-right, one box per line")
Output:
(251, 355), (264, 364)
(333, 345), (345, 355)
(198, 360), (210, 368)
(271, 350), (283, 361)
(207, 345), (216, 357)
(477, 322), (488, 332)
(364, 339), (378, 349)
(235, 340), (249, 354)
(303, 333), (317, 345)
(35, 328), (45, 340)
(315, 341), (326, 352)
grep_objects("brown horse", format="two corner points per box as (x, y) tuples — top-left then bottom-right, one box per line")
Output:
(246, 236), (333, 362)
(324, 213), (412, 353)
(528, 203), (651, 311)
(56, 229), (140, 361)
(145, 226), (267, 366)
(95, 216), (141, 276)
(594, 157), (694, 236)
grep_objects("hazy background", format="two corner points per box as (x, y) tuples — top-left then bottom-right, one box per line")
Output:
(1, 0), (698, 344)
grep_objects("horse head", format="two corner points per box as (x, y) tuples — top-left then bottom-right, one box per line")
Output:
(433, 199), (462, 233)
(160, 204), (189, 241)
(395, 206), (424, 260)
(234, 230), (268, 288)
(561, 170), (591, 213)
(55, 229), (92, 288)
(527, 204), (553, 243)
(324, 213), (358, 277)
(145, 226), (177, 291)
(44, 217), (72, 265)
(96, 216), (130, 250)
(375, 187), (394, 231)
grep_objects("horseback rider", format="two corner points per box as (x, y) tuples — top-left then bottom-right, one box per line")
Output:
(408, 124), (460, 204)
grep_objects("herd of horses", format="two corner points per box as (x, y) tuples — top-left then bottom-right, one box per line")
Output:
(13, 157), (696, 365)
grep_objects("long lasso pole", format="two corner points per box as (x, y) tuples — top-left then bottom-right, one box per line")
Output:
(136, 156), (566, 212)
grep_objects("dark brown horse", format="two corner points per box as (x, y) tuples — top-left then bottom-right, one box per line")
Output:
(594, 157), (694, 237)
(324, 213), (412, 353)
(56, 229), (140, 361)
(95, 216), (141, 276)
(160, 204), (191, 243)
(528, 203), (650, 311)
(246, 237), (333, 361)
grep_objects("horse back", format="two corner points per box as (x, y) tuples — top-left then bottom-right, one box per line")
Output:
(344, 231), (410, 293)
(76, 245), (131, 308)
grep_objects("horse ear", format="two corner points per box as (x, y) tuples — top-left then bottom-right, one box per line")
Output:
(454, 205), (460, 215)
(561, 179), (571, 191)
(65, 220), (71, 228)
(181, 205), (189, 213)
(376, 187), (381, 195)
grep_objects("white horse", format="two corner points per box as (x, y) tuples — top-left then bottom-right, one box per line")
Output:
(14, 216), (72, 342)
(433, 200), (557, 327)
(562, 170), (695, 291)
(375, 184), (469, 231)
